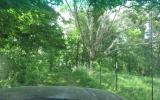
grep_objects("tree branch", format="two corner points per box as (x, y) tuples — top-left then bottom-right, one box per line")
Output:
(94, 6), (122, 52)
(64, 0), (73, 13)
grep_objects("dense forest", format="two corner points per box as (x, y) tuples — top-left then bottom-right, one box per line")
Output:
(0, 0), (160, 100)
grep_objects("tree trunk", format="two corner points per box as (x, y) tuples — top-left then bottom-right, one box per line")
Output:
(49, 49), (53, 71)
(75, 40), (79, 67)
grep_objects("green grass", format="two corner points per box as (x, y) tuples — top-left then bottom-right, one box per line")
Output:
(1, 67), (160, 100)
(66, 68), (160, 100)
(94, 72), (160, 100)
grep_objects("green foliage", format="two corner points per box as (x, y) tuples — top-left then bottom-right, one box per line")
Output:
(0, 0), (63, 9)
(42, 67), (99, 88)
(72, 68), (99, 88)
(89, 0), (125, 9)
(127, 28), (142, 36)
(0, 0), (160, 100)
(0, 0), (65, 86)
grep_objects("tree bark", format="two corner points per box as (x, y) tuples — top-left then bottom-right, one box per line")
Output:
(49, 49), (53, 71)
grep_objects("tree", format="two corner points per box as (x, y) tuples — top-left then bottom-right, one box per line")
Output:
(0, 0), (65, 85)
(62, 0), (127, 68)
